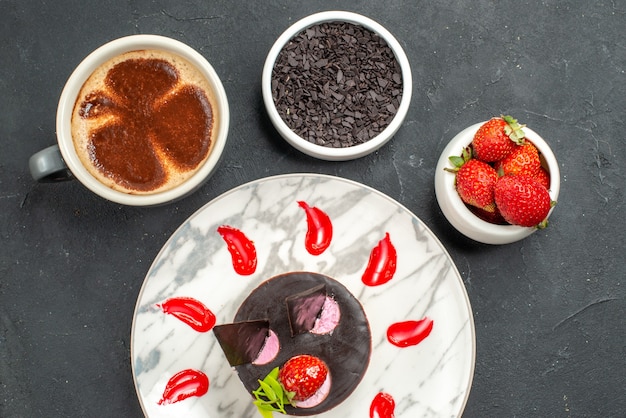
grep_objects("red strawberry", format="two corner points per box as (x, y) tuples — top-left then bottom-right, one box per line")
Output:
(534, 166), (550, 189)
(451, 157), (498, 212)
(494, 175), (555, 227)
(279, 355), (328, 401)
(472, 115), (526, 162)
(494, 142), (541, 177)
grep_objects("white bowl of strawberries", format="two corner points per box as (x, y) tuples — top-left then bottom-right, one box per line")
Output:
(435, 115), (560, 245)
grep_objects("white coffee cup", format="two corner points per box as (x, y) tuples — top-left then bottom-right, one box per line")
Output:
(29, 34), (229, 206)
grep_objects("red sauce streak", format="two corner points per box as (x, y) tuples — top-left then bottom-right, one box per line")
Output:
(387, 317), (434, 347)
(217, 225), (257, 275)
(157, 296), (216, 333)
(298, 201), (333, 255)
(361, 233), (397, 286)
(158, 369), (209, 405)
(370, 392), (396, 418)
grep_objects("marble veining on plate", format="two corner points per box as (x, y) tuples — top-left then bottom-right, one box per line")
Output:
(131, 173), (475, 417)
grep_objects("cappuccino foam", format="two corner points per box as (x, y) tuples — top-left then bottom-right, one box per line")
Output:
(71, 49), (218, 194)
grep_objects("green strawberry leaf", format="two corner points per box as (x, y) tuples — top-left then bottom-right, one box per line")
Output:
(501, 114), (526, 144)
(448, 155), (465, 168)
(461, 146), (472, 161)
(253, 367), (293, 416)
(265, 375), (284, 400)
(267, 367), (280, 380)
(254, 403), (275, 418)
(445, 147), (473, 173)
(258, 380), (277, 402)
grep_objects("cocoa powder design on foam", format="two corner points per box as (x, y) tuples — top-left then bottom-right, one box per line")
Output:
(72, 50), (216, 194)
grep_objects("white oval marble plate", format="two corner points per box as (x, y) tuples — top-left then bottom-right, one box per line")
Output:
(131, 173), (475, 418)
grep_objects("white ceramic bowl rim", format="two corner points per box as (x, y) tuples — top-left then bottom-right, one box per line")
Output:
(434, 122), (561, 245)
(56, 34), (230, 206)
(262, 11), (412, 160)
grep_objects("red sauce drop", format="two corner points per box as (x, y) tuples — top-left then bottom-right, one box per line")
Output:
(158, 369), (209, 405)
(361, 232), (397, 286)
(157, 296), (216, 333)
(387, 317), (434, 348)
(298, 201), (333, 255)
(370, 392), (395, 418)
(217, 225), (257, 275)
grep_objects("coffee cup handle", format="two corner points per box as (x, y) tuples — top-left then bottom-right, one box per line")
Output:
(29, 145), (74, 182)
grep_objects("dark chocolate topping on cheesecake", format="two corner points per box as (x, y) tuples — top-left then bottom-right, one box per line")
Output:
(213, 319), (270, 366)
(232, 272), (371, 416)
(285, 283), (327, 336)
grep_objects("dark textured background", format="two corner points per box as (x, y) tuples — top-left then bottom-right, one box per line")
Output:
(1, 1), (625, 417)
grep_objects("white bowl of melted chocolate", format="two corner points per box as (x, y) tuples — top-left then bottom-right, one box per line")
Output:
(57, 34), (229, 206)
